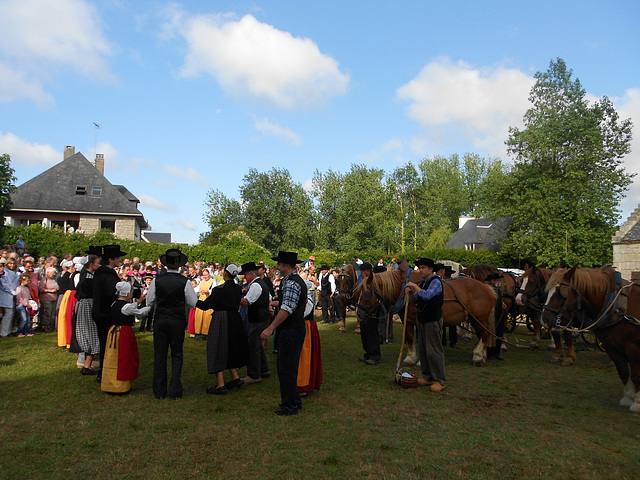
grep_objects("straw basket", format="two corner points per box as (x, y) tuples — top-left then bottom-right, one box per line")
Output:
(391, 368), (418, 388)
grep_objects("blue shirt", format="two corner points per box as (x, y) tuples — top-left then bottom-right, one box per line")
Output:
(280, 272), (303, 315)
(415, 274), (443, 302)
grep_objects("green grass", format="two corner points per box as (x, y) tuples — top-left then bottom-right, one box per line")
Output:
(1, 313), (639, 480)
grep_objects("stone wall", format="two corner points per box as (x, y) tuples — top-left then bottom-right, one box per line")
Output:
(79, 216), (140, 241)
(612, 242), (640, 281)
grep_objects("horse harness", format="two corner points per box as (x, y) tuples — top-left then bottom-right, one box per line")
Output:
(543, 269), (640, 332)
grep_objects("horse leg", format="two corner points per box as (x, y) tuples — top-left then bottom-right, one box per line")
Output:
(625, 339), (640, 414)
(560, 330), (576, 367)
(403, 318), (419, 365)
(529, 311), (541, 349)
(339, 305), (346, 333)
(549, 329), (564, 364)
(470, 323), (486, 366)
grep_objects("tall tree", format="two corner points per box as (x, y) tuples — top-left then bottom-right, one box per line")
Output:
(240, 168), (314, 252)
(388, 163), (421, 253)
(310, 169), (344, 250)
(0, 154), (17, 237)
(494, 58), (633, 266)
(202, 189), (242, 231)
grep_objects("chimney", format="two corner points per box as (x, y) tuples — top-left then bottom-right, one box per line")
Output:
(64, 146), (75, 160)
(94, 153), (105, 175)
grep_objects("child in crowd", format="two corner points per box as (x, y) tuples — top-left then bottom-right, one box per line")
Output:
(15, 274), (34, 337)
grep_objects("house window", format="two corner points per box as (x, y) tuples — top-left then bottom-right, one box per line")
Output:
(75, 186), (87, 195)
(100, 219), (115, 232)
(91, 186), (102, 196)
(464, 243), (476, 251)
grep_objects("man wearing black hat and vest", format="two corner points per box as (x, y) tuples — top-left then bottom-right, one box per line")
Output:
(484, 272), (506, 361)
(357, 262), (382, 365)
(147, 248), (197, 399)
(318, 265), (336, 324)
(92, 244), (126, 381)
(405, 257), (446, 392)
(239, 261), (271, 385)
(260, 251), (307, 416)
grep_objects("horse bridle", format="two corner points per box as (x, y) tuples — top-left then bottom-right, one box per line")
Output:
(516, 271), (546, 313)
(542, 281), (583, 328)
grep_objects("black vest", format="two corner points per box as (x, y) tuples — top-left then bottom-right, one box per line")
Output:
(247, 277), (270, 324)
(277, 273), (307, 330)
(417, 275), (444, 323)
(320, 273), (331, 295)
(110, 299), (135, 327)
(154, 273), (189, 323)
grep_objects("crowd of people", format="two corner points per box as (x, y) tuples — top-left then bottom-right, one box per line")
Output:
(0, 242), (324, 416)
(1, 238), (509, 410)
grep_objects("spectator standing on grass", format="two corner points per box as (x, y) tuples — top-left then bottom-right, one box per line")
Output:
(75, 253), (101, 376)
(0, 258), (19, 337)
(15, 274), (34, 337)
(38, 267), (59, 333)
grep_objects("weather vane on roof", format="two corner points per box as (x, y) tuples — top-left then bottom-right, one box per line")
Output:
(93, 122), (100, 158)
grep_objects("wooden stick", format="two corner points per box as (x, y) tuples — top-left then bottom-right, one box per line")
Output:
(396, 292), (410, 370)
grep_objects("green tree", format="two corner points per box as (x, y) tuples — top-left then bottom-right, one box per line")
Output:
(493, 58), (633, 266)
(202, 189), (242, 231)
(240, 168), (314, 252)
(310, 169), (344, 250)
(0, 154), (17, 239)
(388, 163), (421, 253)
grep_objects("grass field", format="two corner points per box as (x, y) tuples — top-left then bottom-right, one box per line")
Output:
(1, 313), (639, 480)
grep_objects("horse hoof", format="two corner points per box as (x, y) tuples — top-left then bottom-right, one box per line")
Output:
(560, 359), (574, 367)
(473, 360), (485, 367)
(529, 343), (539, 350)
(339, 327), (346, 333)
(550, 357), (562, 364)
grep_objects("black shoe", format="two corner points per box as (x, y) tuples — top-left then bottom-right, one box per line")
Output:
(274, 408), (298, 416)
(488, 355), (504, 361)
(81, 367), (98, 376)
(225, 378), (244, 390)
(261, 370), (272, 378)
(96, 375), (102, 383)
(206, 385), (228, 395)
(169, 395), (182, 400)
(358, 356), (367, 362)
(450, 343), (458, 349)
(155, 395), (166, 400)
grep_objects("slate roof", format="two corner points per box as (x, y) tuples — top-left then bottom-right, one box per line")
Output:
(446, 217), (510, 251)
(10, 152), (148, 228)
(142, 232), (172, 245)
(623, 220), (640, 242)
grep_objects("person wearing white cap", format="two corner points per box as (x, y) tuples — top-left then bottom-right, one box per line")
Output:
(101, 282), (151, 394)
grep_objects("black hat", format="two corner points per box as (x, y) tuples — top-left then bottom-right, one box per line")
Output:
(85, 245), (103, 256)
(160, 248), (188, 268)
(271, 251), (302, 265)
(485, 272), (504, 282)
(434, 263), (445, 272)
(320, 265), (330, 271)
(359, 262), (373, 271)
(414, 257), (435, 268)
(240, 261), (259, 274)
(373, 265), (387, 274)
(102, 244), (127, 259)
(444, 266), (456, 276)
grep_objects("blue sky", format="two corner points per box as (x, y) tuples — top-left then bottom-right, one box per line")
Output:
(1, 0), (638, 245)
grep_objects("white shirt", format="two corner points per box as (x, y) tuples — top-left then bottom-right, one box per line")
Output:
(318, 271), (336, 294)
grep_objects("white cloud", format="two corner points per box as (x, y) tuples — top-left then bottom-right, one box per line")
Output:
(0, 64), (54, 107)
(357, 138), (404, 164)
(175, 218), (197, 230)
(162, 165), (206, 183)
(0, 0), (114, 105)
(139, 194), (179, 213)
(397, 57), (534, 157)
(0, 132), (59, 167)
(167, 12), (349, 109)
(252, 116), (302, 146)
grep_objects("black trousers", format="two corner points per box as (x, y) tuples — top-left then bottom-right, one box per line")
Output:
(276, 327), (306, 412)
(153, 318), (186, 398)
(359, 313), (381, 361)
(320, 292), (333, 323)
(247, 320), (270, 379)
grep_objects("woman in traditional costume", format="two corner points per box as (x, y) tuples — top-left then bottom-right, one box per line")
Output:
(57, 260), (78, 348)
(75, 254), (101, 375)
(197, 264), (248, 395)
(297, 277), (323, 396)
(194, 268), (214, 339)
(101, 282), (150, 394)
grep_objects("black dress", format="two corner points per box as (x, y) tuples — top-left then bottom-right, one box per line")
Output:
(196, 280), (248, 374)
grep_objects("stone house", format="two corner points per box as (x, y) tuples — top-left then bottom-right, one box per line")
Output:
(446, 217), (510, 251)
(6, 146), (149, 241)
(612, 205), (640, 281)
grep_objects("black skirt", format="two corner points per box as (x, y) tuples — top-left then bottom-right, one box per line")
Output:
(206, 310), (248, 374)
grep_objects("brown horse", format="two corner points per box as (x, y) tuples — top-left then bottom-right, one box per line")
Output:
(335, 263), (361, 333)
(463, 264), (518, 324)
(541, 266), (640, 413)
(516, 266), (577, 365)
(352, 264), (498, 365)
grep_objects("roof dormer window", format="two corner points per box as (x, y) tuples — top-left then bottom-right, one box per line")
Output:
(75, 185), (87, 195)
(91, 186), (102, 196)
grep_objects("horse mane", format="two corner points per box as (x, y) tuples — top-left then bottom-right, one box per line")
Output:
(546, 267), (610, 298)
(464, 264), (498, 281)
(371, 269), (404, 302)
